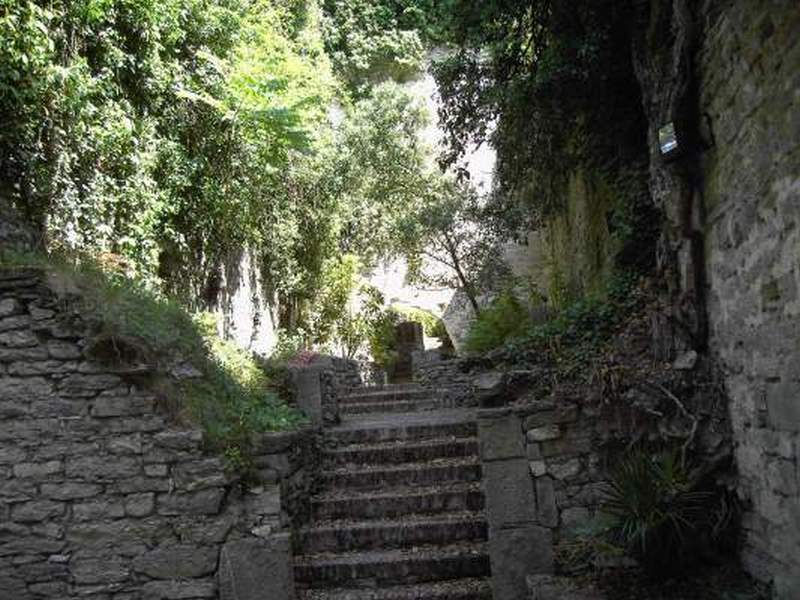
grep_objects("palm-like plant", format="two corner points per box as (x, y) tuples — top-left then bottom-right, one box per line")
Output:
(603, 451), (713, 579)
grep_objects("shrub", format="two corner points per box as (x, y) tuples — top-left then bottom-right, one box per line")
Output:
(464, 292), (531, 353)
(602, 450), (733, 579)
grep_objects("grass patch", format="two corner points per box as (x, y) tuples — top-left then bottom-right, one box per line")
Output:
(0, 250), (306, 468)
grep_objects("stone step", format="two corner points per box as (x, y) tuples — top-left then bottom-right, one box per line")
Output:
(325, 436), (479, 467)
(311, 483), (485, 521)
(320, 458), (481, 491)
(328, 410), (477, 445)
(297, 577), (493, 600)
(294, 543), (490, 588)
(297, 511), (488, 554)
(340, 399), (445, 415)
(340, 389), (432, 405)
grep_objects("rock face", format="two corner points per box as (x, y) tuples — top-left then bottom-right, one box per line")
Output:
(694, 1), (800, 596)
(0, 268), (315, 599)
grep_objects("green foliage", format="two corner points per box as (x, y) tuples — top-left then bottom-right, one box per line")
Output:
(0, 0), (339, 295)
(433, 1), (652, 250)
(603, 450), (722, 579)
(464, 291), (531, 354)
(399, 178), (509, 316)
(320, 0), (445, 94)
(271, 328), (311, 362)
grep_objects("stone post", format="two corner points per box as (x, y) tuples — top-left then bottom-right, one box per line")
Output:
(291, 365), (326, 427)
(219, 533), (295, 600)
(477, 408), (553, 600)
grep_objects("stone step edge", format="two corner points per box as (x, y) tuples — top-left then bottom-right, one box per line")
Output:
(296, 577), (492, 600)
(299, 510), (487, 534)
(339, 392), (433, 404)
(325, 436), (479, 455)
(321, 457), (481, 477)
(311, 481), (483, 504)
(340, 400), (445, 412)
(294, 542), (489, 566)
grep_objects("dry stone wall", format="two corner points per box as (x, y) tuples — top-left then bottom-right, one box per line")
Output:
(0, 268), (315, 599)
(698, 1), (800, 595)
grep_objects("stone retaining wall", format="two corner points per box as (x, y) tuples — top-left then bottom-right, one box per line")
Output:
(0, 268), (315, 599)
(478, 379), (731, 598)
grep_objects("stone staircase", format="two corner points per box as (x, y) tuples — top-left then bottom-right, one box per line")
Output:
(295, 384), (492, 599)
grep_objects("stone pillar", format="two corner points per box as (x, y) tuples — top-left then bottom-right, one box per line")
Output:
(478, 408), (553, 600)
(393, 321), (424, 382)
(291, 366), (326, 427)
(219, 533), (295, 600)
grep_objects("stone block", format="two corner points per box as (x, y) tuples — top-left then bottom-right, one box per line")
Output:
(113, 476), (171, 494)
(133, 544), (219, 578)
(526, 426), (561, 443)
(0, 346), (49, 361)
(0, 315), (31, 332)
(549, 458), (583, 480)
(59, 373), (123, 396)
(46, 340), (82, 359)
(489, 525), (553, 600)
(125, 492), (155, 517)
(73, 498), (125, 521)
(144, 464), (168, 477)
(293, 366), (325, 427)
(219, 534), (295, 600)
(40, 482), (103, 500)
(0, 400), (28, 419)
(157, 488), (225, 516)
(526, 443), (543, 461)
(8, 359), (80, 376)
(13, 461), (62, 479)
(0, 330), (37, 348)
(478, 412), (525, 461)
(527, 575), (605, 599)
(108, 434), (143, 455)
(92, 394), (153, 417)
(72, 558), (130, 584)
(66, 455), (140, 481)
(529, 460), (547, 477)
(483, 458), (537, 529)
(767, 379), (800, 432)
(535, 477), (559, 528)
(11, 500), (65, 522)
(142, 580), (216, 600)
(0, 298), (21, 318)
(173, 514), (236, 545)
(244, 486), (282, 519)
(172, 458), (229, 491)
(153, 430), (203, 451)
(0, 376), (52, 401)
